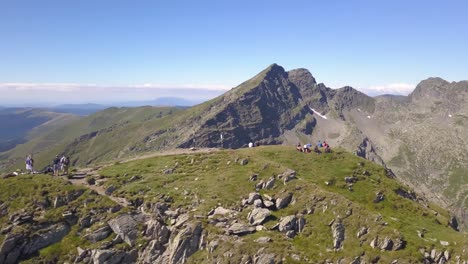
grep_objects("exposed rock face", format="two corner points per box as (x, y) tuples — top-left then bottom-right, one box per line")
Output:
(90, 248), (137, 264)
(85, 225), (112, 243)
(108, 214), (138, 246)
(0, 223), (71, 263)
(331, 218), (345, 250)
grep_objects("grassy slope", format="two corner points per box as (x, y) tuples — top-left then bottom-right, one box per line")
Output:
(98, 146), (466, 263)
(1, 106), (181, 172)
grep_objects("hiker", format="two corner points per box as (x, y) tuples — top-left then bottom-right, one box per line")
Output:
(324, 145), (332, 153)
(296, 143), (303, 152)
(60, 155), (70, 175)
(317, 140), (323, 148)
(248, 142), (254, 148)
(303, 144), (311, 153)
(314, 145), (321, 154)
(53, 155), (61, 176)
(25, 155), (34, 174)
(323, 141), (328, 148)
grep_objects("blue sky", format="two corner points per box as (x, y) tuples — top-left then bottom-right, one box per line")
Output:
(0, 0), (467, 105)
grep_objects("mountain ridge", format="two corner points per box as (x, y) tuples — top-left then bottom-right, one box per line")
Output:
(1, 63), (466, 230)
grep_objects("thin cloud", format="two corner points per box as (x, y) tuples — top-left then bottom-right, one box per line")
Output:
(360, 83), (415, 96)
(0, 83), (231, 92)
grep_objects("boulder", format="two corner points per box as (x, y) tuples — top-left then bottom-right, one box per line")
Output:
(90, 249), (135, 264)
(85, 226), (112, 243)
(373, 191), (385, 203)
(344, 176), (358, 184)
(163, 168), (174, 174)
(379, 237), (394, 251)
(275, 192), (293, 210)
(248, 208), (271, 226)
(228, 223), (256, 236)
(280, 169), (296, 184)
(108, 214), (138, 246)
(253, 199), (263, 208)
(249, 174), (258, 181)
(254, 237), (272, 243)
(239, 159), (249, 166)
(331, 218), (345, 250)
(53, 196), (66, 208)
(448, 216), (459, 231)
(79, 215), (92, 229)
(254, 253), (277, 264)
(263, 176), (275, 189)
(263, 200), (275, 209)
(163, 222), (203, 264)
(247, 193), (261, 205)
(105, 185), (116, 195)
(357, 227), (368, 238)
(278, 215), (297, 233)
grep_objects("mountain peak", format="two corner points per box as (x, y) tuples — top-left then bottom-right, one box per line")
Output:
(262, 63), (287, 78)
(409, 77), (450, 100)
(287, 68), (317, 91)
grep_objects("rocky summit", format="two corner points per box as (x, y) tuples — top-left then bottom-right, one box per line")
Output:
(0, 146), (467, 263)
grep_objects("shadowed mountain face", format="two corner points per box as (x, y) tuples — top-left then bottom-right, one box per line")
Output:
(1, 64), (467, 229)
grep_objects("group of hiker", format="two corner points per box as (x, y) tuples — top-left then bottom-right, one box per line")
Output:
(25, 154), (70, 176)
(296, 140), (331, 154)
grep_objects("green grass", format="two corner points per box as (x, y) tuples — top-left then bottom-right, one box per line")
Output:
(98, 146), (467, 263)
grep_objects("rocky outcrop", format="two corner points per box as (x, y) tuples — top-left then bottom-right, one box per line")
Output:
(277, 215), (305, 238)
(370, 236), (406, 251)
(0, 223), (71, 264)
(331, 218), (345, 250)
(108, 214), (138, 246)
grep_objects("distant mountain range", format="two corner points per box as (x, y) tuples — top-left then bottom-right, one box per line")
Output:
(0, 97), (200, 116)
(0, 64), (466, 229)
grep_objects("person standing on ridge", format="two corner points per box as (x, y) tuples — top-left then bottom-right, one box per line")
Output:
(25, 155), (34, 174)
(53, 155), (61, 176)
(60, 155), (70, 176)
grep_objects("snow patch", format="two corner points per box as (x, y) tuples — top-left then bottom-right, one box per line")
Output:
(367, 116), (371, 119)
(309, 107), (328, 120)
(448, 114), (452, 118)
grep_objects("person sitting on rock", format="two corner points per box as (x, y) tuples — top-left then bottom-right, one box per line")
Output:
(296, 144), (303, 152)
(324, 145), (332, 153)
(317, 140), (323, 148)
(303, 144), (311, 153)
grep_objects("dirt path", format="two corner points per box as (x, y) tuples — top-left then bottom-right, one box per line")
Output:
(66, 148), (219, 208)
